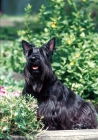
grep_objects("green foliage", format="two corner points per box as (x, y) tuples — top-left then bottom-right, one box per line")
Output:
(24, 4), (33, 42)
(0, 41), (25, 73)
(19, 0), (98, 103)
(0, 69), (24, 93)
(1, 0), (98, 105)
(0, 94), (43, 139)
(0, 27), (18, 40)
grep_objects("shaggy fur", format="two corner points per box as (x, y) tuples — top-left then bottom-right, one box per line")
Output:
(22, 37), (97, 130)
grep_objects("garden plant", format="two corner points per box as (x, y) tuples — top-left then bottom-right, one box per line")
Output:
(0, 0), (98, 139)
(18, 0), (98, 103)
(0, 90), (43, 139)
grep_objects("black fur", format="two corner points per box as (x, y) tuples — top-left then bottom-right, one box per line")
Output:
(22, 37), (97, 130)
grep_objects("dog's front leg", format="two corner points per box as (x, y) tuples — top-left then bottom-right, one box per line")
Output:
(22, 82), (33, 96)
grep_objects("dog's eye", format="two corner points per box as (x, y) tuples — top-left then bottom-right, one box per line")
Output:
(46, 52), (50, 58)
(28, 49), (33, 56)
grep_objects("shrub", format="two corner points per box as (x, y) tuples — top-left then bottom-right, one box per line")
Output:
(0, 27), (18, 40)
(1, 1), (98, 104)
(0, 41), (25, 73)
(0, 88), (43, 140)
(0, 69), (24, 93)
(18, 1), (98, 104)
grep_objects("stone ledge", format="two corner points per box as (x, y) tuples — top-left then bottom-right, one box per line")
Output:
(9, 129), (98, 140)
(35, 129), (98, 140)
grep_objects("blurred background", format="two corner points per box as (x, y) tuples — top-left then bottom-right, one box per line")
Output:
(0, 0), (49, 15)
(0, 0), (98, 40)
(0, 0), (49, 40)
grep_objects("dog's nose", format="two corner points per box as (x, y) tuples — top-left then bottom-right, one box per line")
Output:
(31, 57), (37, 62)
(32, 57), (36, 60)
(31, 56), (39, 62)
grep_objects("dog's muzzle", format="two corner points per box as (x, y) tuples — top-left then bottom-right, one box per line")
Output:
(29, 56), (40, 70)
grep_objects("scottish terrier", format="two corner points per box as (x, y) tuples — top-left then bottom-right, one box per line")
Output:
(22, 37), (97, 130)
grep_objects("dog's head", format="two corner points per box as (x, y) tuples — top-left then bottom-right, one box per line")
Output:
(22, 37), (56, 86)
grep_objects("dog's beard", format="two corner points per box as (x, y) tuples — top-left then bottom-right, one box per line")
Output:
(24, 60), (53, 93)
(33, 81), (43, 93)
(40, 60), (53, 81)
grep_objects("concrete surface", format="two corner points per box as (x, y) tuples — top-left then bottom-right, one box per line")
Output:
(9, 129), (98, 140)
(35, 129), (98, 140)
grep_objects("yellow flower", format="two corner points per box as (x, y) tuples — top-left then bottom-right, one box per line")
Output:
(76, 53), (80, 57)
(70, 62), (74, 66)
(82, 0), (86, 2)
(51, 22), (56, 28)
(67, 39), (71, 44)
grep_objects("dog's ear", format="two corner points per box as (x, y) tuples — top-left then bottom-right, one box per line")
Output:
(22, 40), (33, 53)
(46, 37), (56, 53)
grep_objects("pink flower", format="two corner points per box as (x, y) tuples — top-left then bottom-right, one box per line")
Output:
(13, 91), (20, 97)
(0, 86), (6, 96)
(0, 11), (2, 15)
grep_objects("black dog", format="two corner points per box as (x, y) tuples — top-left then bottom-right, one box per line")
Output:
(22, 37), (97, 130)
